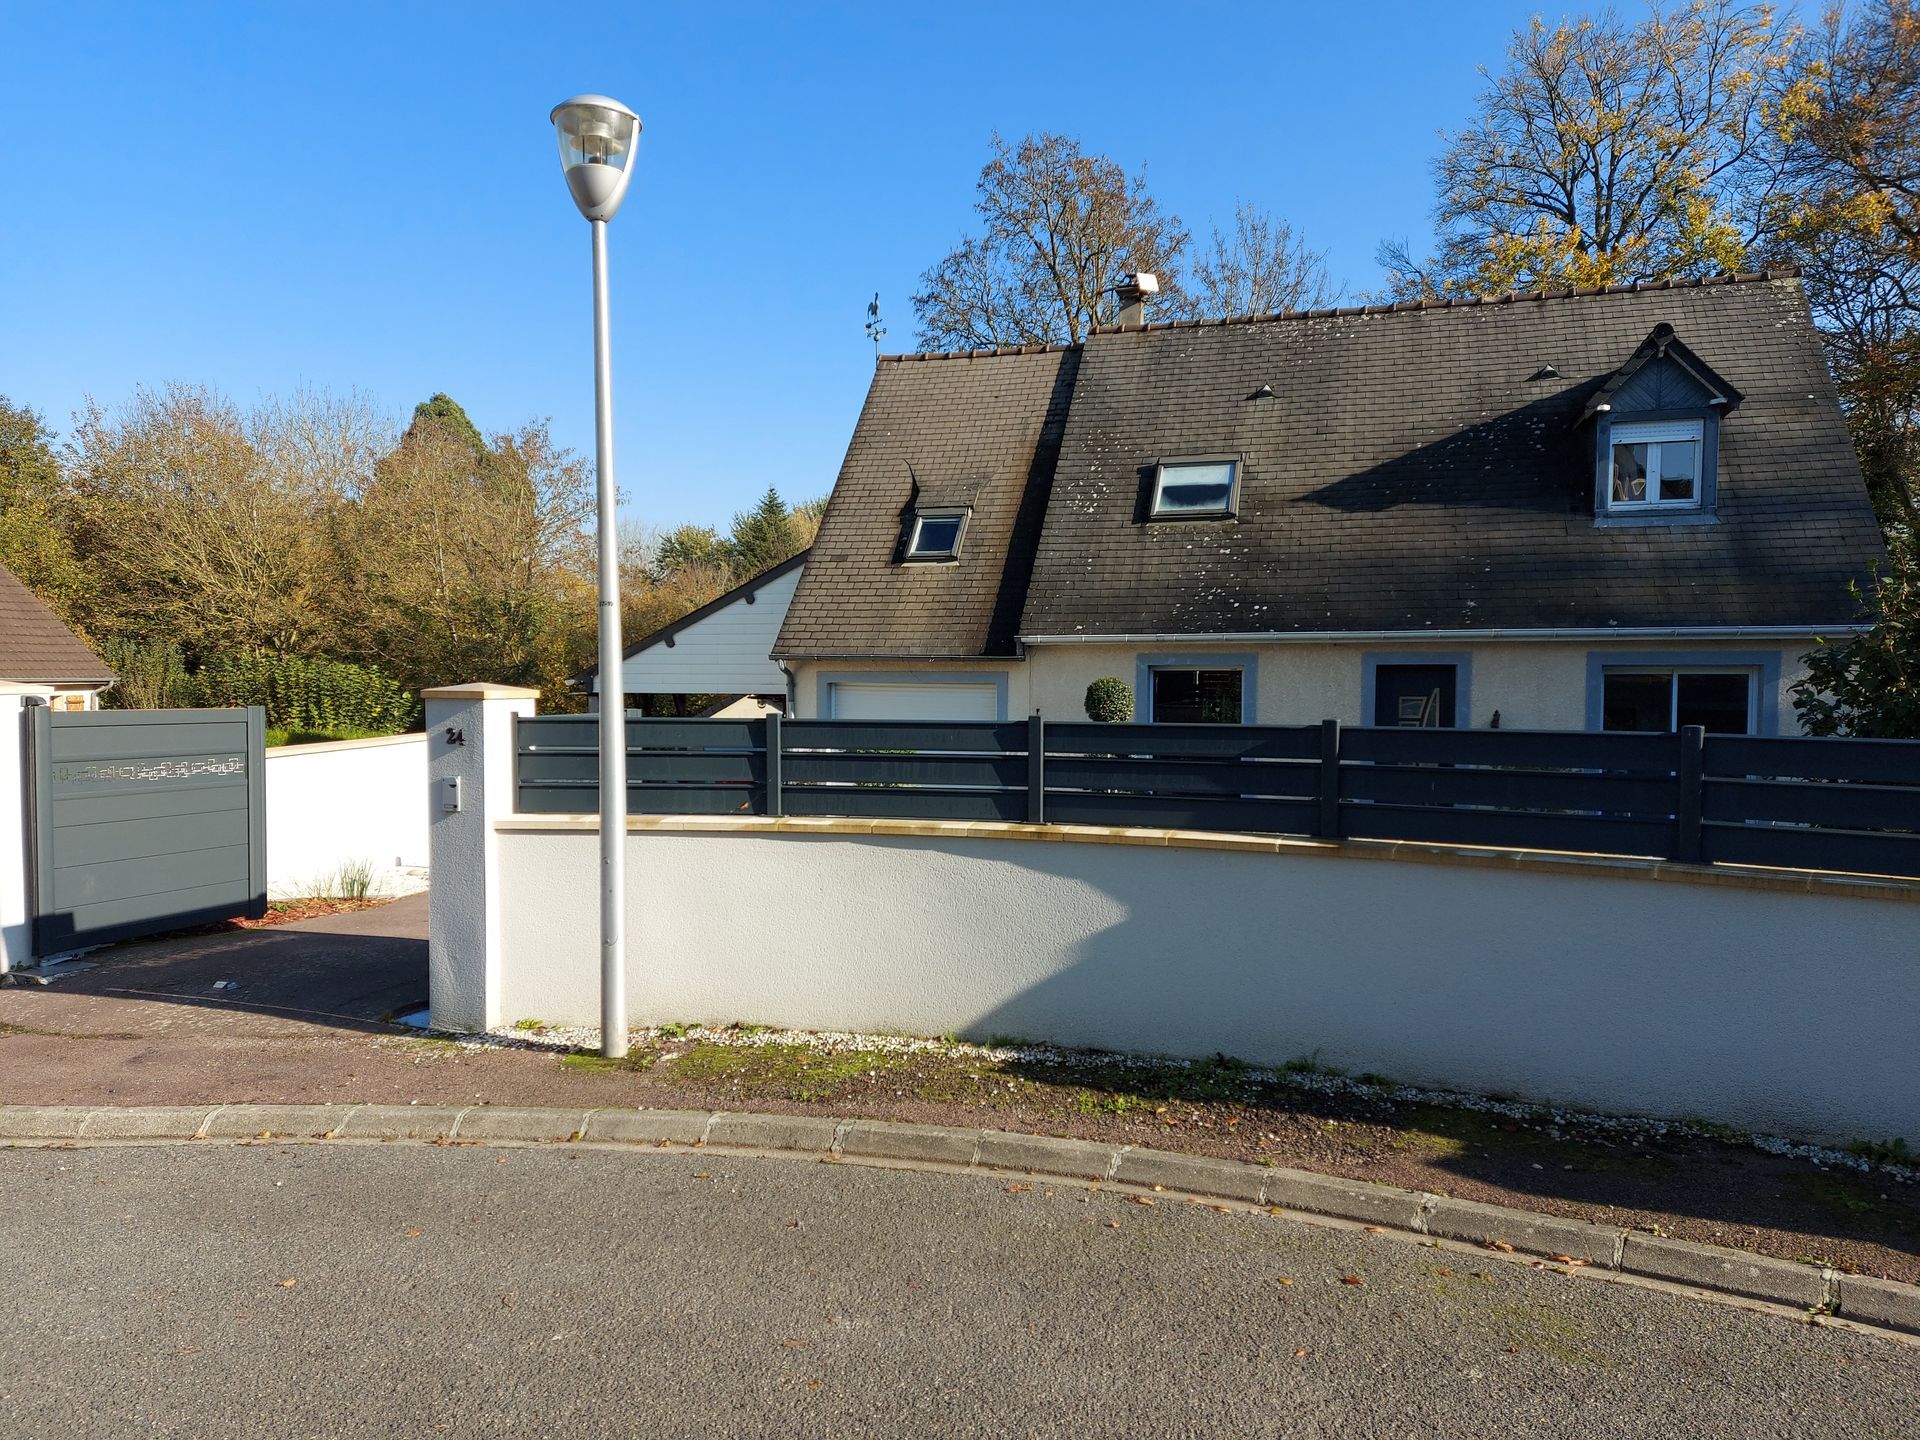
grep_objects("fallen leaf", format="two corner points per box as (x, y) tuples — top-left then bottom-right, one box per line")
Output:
(321, 1130), (337, 1140)
(655, 1139), (671, 1148)
(693, 1172), (713, 1181)
(256, 1131), (273, 1140)
(1363, 1225), (1387, 1234)
(495, 1156), (508, 1164)
(1129, 1195), (1155, 1206)
(1484, 1240), (1516, 1254)
(1435, 1268), (1455, 1277)
(1294, 1348), (1308, 1358)
(807, 1381), (822, 1391)
(1105, 1220), (1120, 1229)
(1151, 1184), (1166, 1192)
(275, 1279), (298, 1289)
(1211, 1205), (1233, 1215)
(1340, 1275), (1364, 1286)
(1276, 1277), (1295, 1286)
(404, 1229), (423, 1239)
(1004, 1183), (1034, 1193)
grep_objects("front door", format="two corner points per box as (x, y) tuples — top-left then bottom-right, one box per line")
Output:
(1373, 664), (1458, 728)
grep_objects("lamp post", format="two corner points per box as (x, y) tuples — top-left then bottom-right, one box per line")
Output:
(552, 94), (641, 1059)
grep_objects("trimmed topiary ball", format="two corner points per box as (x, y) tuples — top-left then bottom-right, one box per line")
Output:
(1084, 676), (1134, 723)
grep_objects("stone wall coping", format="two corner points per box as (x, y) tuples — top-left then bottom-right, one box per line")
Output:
(491, 812), (1920, 904)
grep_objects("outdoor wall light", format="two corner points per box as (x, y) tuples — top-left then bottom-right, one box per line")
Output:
(551, 94), (641, 222)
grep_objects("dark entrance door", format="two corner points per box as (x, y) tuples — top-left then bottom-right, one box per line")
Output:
(27, 706), (267, 955)
(1373, 664), (1458, 728)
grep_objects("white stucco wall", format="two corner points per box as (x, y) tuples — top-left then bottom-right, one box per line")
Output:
(483, 822), (1919, 1145)
(263, 733), (430, 898)
(797, 638), (1819, 733)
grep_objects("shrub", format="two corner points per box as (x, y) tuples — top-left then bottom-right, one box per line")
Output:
(1083, 676), (1134, 723)
(101, 639), (192, 710)
(187, 653), (419, 735)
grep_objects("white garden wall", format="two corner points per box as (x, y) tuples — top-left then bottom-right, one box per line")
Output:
(264, 733), (429, 898)
(425, 686), (1920, 1146)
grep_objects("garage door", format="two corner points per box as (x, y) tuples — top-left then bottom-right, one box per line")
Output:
(828, 681), (999, 721)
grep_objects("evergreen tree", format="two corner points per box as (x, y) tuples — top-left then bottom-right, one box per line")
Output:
(728, 484), (801, 577)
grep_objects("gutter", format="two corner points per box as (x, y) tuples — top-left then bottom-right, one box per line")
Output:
(1019, 625), (1870, 646)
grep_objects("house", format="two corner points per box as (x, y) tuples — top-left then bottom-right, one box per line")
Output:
(772, 270), (1885, 734)
(580, 549), (806, 713)
(0, 561), (114, 710)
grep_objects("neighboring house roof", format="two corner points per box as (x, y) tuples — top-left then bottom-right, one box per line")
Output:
(576, 548), (807, 694)
(779, 271), (1883, 658)
(0, 562), (113, 685)
(776, 346), (1077, 659)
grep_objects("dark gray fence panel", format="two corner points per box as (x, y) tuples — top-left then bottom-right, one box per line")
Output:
(31, 706), (266, 954)
(509, 715), (1920, 879)
(1048, 722), (1320, 760)
(784, 787), (1027, 822)
(1045, 793), (1317, 834)
(783, 719), (1027, 753)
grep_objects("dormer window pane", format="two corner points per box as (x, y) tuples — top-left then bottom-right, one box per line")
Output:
(1607, 420), (1704, 510)
(905, 512), (965, 560)
(1151, 459), (1238, 519)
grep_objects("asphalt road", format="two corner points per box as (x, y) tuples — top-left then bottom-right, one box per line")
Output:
(1, 1144), (1912, 1439)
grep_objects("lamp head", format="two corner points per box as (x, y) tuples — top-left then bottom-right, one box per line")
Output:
(550, 94), (641, 221)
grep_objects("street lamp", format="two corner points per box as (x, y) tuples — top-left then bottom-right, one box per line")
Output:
(552, 93), (641, 1059)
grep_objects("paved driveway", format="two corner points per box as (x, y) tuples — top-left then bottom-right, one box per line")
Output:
(1, 1142), (1910, 1439)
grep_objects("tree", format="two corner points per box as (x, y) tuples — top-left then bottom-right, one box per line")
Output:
(0, 395), (88, 627)
(1768, 0), (1920, 531)
(337, 412), (595, 700)
(652, 523), (732, 579)
(408, 392), (486, 453)
(913, 132), (1191, 348)
(1380, 2), (1802, 297)
(1792, 532), (1920, 736)
(66, 385), (373, 657)
(1192, 202), (1340, 315)
(728, 484), (804, 577)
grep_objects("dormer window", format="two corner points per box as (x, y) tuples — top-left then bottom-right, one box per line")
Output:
(1150, 458), (1238, 519)
(904, 509), (967, 561)
(1608, 420), (1703, 510)
(1585, 325), (1738, 527)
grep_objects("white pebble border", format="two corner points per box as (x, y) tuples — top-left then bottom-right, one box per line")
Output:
(423, 1018), (1919, 1188)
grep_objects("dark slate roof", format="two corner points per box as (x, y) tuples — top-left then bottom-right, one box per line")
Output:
(0, 562), (113, 684)
(1022, 272), (1883, 638)
(775, 346), (1077, 658)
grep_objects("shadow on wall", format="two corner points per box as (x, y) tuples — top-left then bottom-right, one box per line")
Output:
(939, 838), (1917, 1151)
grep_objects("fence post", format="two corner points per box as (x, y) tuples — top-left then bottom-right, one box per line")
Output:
(1673, 724), (1705, 864)
(1027, 714), (1046, 825)
(764, 709), (784, 818)
(1317, 719), (1341, 839)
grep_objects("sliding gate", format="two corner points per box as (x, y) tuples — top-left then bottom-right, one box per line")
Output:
(27, 706), (267, 955)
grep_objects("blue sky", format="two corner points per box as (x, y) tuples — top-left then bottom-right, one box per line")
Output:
(1, 2), (1526, 529)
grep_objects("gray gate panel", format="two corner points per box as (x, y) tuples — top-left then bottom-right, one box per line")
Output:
(48, 717), (252, 764)
(30, 706), (266, 954)
(49, 808), (250, 868)
(51, 784), (250, 828)
(48, 880), (260, 950)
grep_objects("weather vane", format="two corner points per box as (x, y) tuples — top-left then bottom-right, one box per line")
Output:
(864, 292), (887, 356)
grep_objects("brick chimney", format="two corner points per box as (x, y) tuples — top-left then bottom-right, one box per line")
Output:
(1114, 272), (1159, 326)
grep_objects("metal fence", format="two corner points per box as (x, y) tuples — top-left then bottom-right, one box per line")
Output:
(514, 715), (1920, 881)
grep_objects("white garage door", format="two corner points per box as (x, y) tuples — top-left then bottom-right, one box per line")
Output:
(828, 681), (999, 721)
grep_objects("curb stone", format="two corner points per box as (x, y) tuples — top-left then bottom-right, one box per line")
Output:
(1619, 1232), (1832, 1310)
(4, 1103), (1914, 1336)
